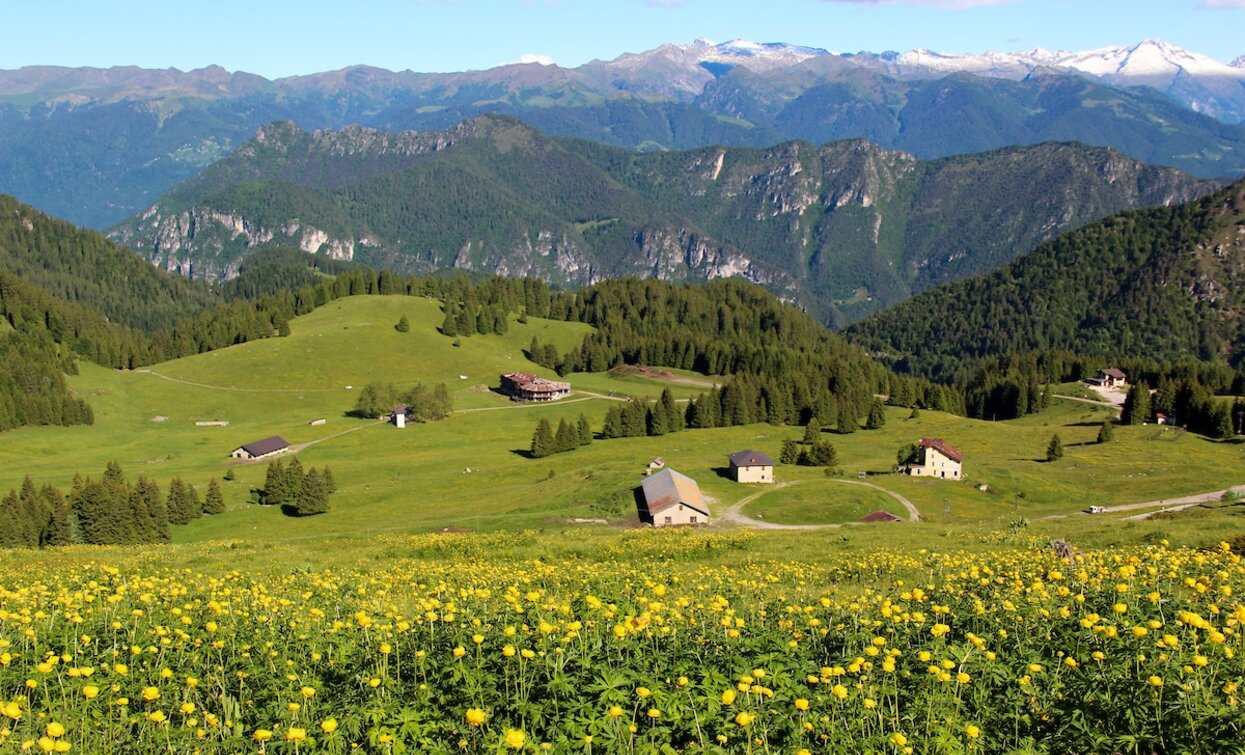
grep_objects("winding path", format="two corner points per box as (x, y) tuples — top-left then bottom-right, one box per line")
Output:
(1040, 484), (1245, 521)
(717, 478), (921, 530)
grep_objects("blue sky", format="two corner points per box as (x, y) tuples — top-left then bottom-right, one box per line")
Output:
(2, 0), (1242, 78)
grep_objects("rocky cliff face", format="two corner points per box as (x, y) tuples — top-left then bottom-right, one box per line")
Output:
(110, 117), (1217, 324)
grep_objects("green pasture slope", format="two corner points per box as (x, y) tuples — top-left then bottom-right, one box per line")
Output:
(0, 294), (1243, 545)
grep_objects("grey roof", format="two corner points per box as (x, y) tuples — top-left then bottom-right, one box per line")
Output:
(728, 449), (774, 467)
(640, 469), (708, 517)
(239, 436), (289, 456)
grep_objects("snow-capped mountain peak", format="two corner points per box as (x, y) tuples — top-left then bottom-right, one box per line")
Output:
(1232, 54), (1245, 69)
(1051, 39), (1244, 80)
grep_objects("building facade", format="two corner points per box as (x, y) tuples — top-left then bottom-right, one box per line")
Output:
(499, 372), (571, 402)
(230, 436), (290, 460)
(728, 450), (775, 483)
(904, 438), (964, 480)
(638, 469), (709, 526)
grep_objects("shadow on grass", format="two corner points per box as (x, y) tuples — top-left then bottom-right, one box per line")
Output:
(710, 466), (734, 480)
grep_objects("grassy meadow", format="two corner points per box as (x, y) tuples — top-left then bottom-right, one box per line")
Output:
(0, 294), (1243, 544)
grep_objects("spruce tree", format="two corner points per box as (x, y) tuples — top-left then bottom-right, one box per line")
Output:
(262, 461), (288, 506)
(203, 479), (226, 515)
(660, 389), (683, 432)
(395, 315), (410, 333)
(1046, 434), (1064, 462)
(1097, 421), (1115, 444)
(866, 399), (887, 430)
(1122, 382), (1151, 425)
(322, 467), (337, 494)
(555, 419), (578, 453)
(439, 308), (458, 337)
(802, 419), (820, 445)
(531, 418), (555, 458)
(806, 439), (839, 467)
(601, 406), (624, 439)
(285, 459), (306, 507)
(780, 439), (801, 465)
(297, 469), (330, 516)
(576, 414), (592, 446)
(41, 485), (75, 547)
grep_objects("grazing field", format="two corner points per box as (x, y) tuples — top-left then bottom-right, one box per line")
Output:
(0, 295), (1243, 546)
(740, 480), (907, 525)
(0, 529), (1242, 753)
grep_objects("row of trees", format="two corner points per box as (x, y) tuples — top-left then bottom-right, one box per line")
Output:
(259, 459), (336, 516)
(529, 415), (593, 458)
(1122, 379), (1245, 439)
(0, 463), (224, 549)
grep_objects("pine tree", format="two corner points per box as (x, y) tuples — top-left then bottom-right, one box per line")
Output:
(322, 467), (337, 494)
(262, 461), (288, 506)
(555, 419), (578, 453)
(660, 389), (683, 432)
(1046, 434), (1064, 462)
(167, 478), (193, 526)
(203, 479), (226, 515)
(780, 439), (801, 465)
(531, 418), (555, 458)
(297, 469), (330, 516)
(395, 315), (410, 333)
(865, 399), (887, 430)
(806, 439), (839, 467)
(41, 485), (75, 547)
(1122, 382), (1151, 425)
(576, 414), (592, 446)
(802, 419), (820, 445)
(1097, 421), (1115, 444)
(439, 307), (458, 337)
(601, 405), (624, 439)
(285, 459), (306, 507)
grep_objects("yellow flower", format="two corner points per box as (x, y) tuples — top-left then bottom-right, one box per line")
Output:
(504, 729), (527, 749)
(285, 727), (307, 742)
(254, 730), (273, 742)
(2, 702), (20, 720)
(453, 646), (467, 658)
(721, 689), (737, 705)
(794, 698), (810, 711)
(734, 712), (755, 727)
(466, 708), (488, 727)
(636, 687), (651, 698)
(320, 718), (338, 734)
(1148, 675), (1164, 687)
(891, 732), (909, 747)
(146, 711), (166, 724)
(180, 703), (195, 715)
(607, 705), (623, 718)
(82, 686), (99, 699)
(141, 687), (160, 702)
(300, 686), (316, 698)
(647, 708), (660, 719)
(44, 723), (65, 739)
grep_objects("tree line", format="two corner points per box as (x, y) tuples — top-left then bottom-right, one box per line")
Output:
(0, 463), (224, 549)
(529, 415), (593, 458)
(258, 459), (336, 516)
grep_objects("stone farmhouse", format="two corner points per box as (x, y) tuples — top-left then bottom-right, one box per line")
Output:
(499, 372), (571, 402)
(638, 469), (709, 527)
(728, 449), (774, 483)
(904, 438), (964, 480)
(230, 436), (290, 460)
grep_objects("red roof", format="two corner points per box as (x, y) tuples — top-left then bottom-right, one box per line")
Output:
(860, 510), (903, 523)
(919, 438), (964, 463)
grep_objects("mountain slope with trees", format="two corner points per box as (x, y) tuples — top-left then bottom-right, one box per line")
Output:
(111, 117), (1214, 325)
(847, 178), (1245, 379)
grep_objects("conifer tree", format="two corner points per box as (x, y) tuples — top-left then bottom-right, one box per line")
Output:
(780, 439), (801, 465)
(395, 315), (410, 333)
(1122, 382), (1151, 425)
(555, 419), (578, 453)
(1046, 434), (1064, 462)
(439, 307), (458, 337)
(41, 485), (75, 547)
(262, 461), (288, 506)
(805, 439), (840, 467)
(285, 459), (306, 507)
(803, 419), (820, 445)
(576, 414), (592, 446)
(203, 479), (226, 515)
(297, 468), (330, 516)
(601, 405), (624, 439)
(531, 418), (555, 458)
(866, 399), (887, 430)
(1097, 421), (1115, 444)
(322, 467), (337, 494)
(660, 389), (683, 432)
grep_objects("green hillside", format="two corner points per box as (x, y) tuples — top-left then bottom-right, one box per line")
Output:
(3, 295), (1243, 545)
(112, 117), (1213, 325)
(847, 179), (1245, 378)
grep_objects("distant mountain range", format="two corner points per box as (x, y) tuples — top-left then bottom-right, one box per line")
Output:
(1, 38), (1244, 228)
(108, 116), (1214, 326)
(847, 177), (1245, 377)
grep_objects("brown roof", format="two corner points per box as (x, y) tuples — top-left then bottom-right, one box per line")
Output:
(1100, 368), (1127, 379)
(728, 449), (774, 467)
(919, 438), (964, 463)
(239, 436), (288, 457)
(501, 372), (570, 392)
(640, 469), (708, 517)
(860, 510), (903, 523)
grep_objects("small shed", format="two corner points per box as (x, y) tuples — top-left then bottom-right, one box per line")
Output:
(230, 436), (290, 460)
(638, 469), (709, 527)
(391, 404), (410, 429)
(860, 510), (903, 523)
(728, 449), (775, 484)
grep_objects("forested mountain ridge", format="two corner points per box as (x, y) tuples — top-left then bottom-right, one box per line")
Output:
(111, 117), (1214, 325)
(846, 178), (1245, 379)
(4, 42), (1245, 229)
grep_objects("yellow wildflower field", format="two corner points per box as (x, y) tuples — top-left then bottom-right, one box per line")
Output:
(0, 530), (1241, 753)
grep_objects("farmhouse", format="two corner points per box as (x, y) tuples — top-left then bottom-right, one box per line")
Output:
(638, 469), (709, 527)
(1087, 368), (1128, 388)
(904, 438), (964, 480)
(230, 436), (290, 460)
(499, 372), (571, 402)
(860, 510), (903, 523)
(728, 449), (774, 483)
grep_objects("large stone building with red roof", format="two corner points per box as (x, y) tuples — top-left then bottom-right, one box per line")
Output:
(904, 438), (964, 480)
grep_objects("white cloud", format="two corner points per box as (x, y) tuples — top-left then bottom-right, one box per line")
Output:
(503, 53), (556, 66)
(820, 0), (1018, 8)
